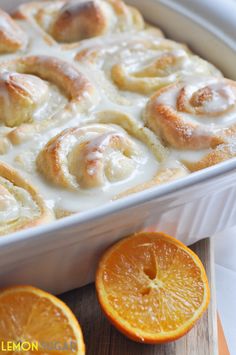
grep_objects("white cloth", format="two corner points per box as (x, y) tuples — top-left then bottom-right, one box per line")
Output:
(214, 227), (236, 354)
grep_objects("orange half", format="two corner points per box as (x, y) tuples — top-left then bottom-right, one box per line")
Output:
(0, 286), (85, 354)
(96, 232), (210, 343)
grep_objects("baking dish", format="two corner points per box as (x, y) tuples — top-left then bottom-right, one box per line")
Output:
(0, 0), (236, 294)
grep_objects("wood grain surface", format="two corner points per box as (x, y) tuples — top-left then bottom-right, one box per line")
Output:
(60, 238), (218, 355)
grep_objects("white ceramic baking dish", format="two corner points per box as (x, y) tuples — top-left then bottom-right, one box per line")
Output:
(0, 0), (236, 294)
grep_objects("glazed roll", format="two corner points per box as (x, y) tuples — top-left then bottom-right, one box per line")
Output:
(0, 9), (27, 54)
(36, 111), (188, 212)
(0, 55), (99, 148)
(0, 161), (53, 236)
(15, 0), (144, 43)
(36, 123), (158, 190)
(144, 77), (236, 150)
(76, 32), (221, 97)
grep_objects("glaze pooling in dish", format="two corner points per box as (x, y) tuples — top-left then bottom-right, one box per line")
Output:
(0, 0), (235, 234)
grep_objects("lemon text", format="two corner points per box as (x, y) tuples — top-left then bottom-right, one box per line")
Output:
(0, 341), (39, 352)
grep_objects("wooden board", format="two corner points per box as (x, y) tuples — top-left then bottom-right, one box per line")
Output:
(60, 238), (218, 355)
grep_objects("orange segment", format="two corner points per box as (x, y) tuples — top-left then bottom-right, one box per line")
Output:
(0, 286), (85, 354)
(96, 232), (210, 343)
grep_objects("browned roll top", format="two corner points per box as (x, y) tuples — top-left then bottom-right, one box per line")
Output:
(0, 8), (27, 53)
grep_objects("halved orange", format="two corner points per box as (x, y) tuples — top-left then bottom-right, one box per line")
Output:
(96, 232), (210, 343)
(0, 286), (85, 354)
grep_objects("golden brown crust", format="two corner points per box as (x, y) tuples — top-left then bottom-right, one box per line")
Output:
(0, 9), (27, 53)
(144, 78), (236, 150)
(183, 144), (236, 171)
(0, 71), (49, 127)
(51, 1), (110, 42)
(0, 161), (54, 236)
(1, 55), (95, 102)
(145, 100), (224, 150)
(15, 0), (144, 44)
(37, 127), (75, 189)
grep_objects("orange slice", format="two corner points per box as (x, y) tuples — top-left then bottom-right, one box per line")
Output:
(0, 285), (85, 354)
(96, 232), (210, 343)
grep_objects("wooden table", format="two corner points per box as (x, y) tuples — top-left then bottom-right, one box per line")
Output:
(60, 239), (218, 355)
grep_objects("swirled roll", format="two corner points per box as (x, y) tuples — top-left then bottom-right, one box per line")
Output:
(0, 161), (53, 235)
(36, 123), (156, 189)
(76, 33), (221, 96)
(144, 78), (236, 150)
(36, 113), (188, 211)
(15, 0), (144, 43)
(0, 55), (99, 147)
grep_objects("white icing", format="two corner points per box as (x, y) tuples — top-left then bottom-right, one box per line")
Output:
(0, 13), (16, 33)
(66, 126), (148, 187)
(0, 9), (229, 216)
(0, 177), (40, 224)
(0, 71), (67, 126)
(156, 78), (236, 127)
